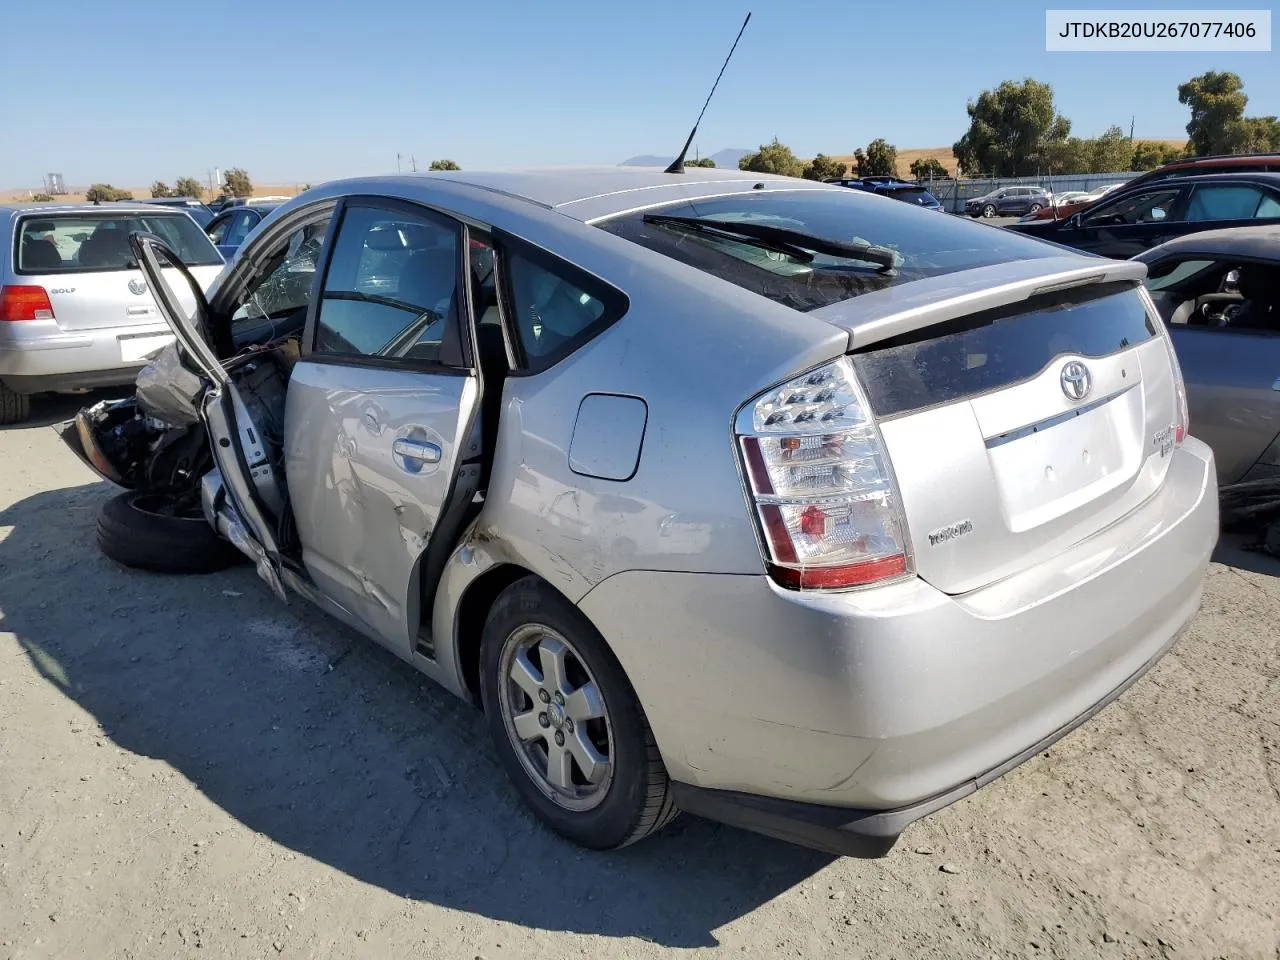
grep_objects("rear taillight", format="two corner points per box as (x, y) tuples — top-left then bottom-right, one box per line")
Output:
(0, 285), (55, 322)
(736, 357), (912, 590)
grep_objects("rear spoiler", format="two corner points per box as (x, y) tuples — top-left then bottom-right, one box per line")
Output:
(810, 256), (1148, 351)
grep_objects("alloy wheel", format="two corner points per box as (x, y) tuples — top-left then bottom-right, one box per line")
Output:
(982, 204), (996, 218)
(497, 624), (615, 811)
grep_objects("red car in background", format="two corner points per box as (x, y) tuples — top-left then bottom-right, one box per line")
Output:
(1019, 153), (1280, 222)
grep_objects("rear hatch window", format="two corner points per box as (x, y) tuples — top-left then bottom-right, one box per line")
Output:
(596, 189), (1056, 311)
(853, 281), (1157, 418)
(15, 213), (221, 274)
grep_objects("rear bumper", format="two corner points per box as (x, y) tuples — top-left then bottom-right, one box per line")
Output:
(0, 319), (171, 393)
(579, 438), (1217, 843)
(668, 618), (1187, 858)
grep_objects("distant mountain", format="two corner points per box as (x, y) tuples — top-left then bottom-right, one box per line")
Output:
(621, 148), (752, 169)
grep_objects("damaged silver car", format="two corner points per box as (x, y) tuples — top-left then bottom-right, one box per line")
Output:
(59, 169), (1218, 857)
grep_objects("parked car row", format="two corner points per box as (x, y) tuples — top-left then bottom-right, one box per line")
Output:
(42, 166), (1223, 862)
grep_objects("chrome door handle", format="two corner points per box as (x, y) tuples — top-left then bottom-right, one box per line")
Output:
(392, 438), (441, 464)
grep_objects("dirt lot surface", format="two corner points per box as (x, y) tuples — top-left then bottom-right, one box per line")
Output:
(2, 394), (1279, 960)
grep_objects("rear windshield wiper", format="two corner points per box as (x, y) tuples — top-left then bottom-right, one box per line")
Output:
(642, 214), (899, 273)
(643, 213), (814, 263)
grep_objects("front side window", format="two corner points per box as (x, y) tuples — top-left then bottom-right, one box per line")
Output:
(207, 214), (232, 245)
(313, 203), (459, 363)
(1184, 185), (1273, 222)
(224, 210), (258, 248)
(1084, 189), (1181, 227)
(15, 213), (221, 274)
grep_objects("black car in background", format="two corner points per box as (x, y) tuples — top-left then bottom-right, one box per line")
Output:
(1006, 172), (1280, 259)
(826, 177), (944, 211)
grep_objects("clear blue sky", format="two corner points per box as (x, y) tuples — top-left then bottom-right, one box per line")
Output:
(1, 0), (1276, 188)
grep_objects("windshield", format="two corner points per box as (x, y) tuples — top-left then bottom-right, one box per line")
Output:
(596, 189), (1057, 311)
(16, 212), (222, 274)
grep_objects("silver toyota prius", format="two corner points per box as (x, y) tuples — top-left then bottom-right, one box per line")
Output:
(58, 167), (1218, 857)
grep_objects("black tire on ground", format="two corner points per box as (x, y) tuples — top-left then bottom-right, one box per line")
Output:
(982, 204), (997, 218)
(479, 575), (678, 850)
(0, 382), (30, 425)
(1028, 203), (1042, 213)
(96, 492), (243, 574)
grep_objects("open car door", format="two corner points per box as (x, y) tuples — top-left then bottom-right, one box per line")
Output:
(129, 232), (290, 601)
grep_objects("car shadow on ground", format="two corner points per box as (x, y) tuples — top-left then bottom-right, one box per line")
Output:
(1, 483), (831, 948)
(1212, 530), (1280, 577)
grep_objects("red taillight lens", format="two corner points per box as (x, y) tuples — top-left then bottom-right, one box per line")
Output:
(737, 358), (912, 591)
(0, 285), (55, 322)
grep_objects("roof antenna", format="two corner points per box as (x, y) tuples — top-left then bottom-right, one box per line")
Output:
(665, 12), (752, 175)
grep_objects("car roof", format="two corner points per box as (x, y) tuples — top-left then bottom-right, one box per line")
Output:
(0, 202), (197, 216)
(366, 167), (831, 218)
(1135, 224), (1280, 262)
(1130, 171), (1280, 187)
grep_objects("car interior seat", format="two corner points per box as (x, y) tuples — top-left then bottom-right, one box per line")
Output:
(78, 227), (132, 268)
(21, 236), (63, 270)
(1230, 266), (1280, 330)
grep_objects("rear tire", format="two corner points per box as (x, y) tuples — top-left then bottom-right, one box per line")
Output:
(479, 576), (677, 850)
(0, 383), (31, 425)
(1028, 202), (1042, 214)
(96, 492), (242, 574)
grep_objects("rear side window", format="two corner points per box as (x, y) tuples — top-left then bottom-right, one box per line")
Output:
(15, 213), (221, 274)
(314, 203), (460, 364)
(887, 188), (937, 205)
(852, 283), (1157, 418)
(1184, 185), (1274, 221)
(597, 189), (1056, 312)
(500, 240), (627, 372)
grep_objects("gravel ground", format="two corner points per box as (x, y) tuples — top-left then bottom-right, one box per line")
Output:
(1, 393), (1279, 960)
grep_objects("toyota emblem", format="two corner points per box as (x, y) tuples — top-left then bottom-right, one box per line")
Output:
(1060, 360), (1092, 401)
(128, 278), (148, 296)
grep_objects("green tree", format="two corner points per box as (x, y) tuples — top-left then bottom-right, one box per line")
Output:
(429, 159), (461, 171)
(221, 168), (253, 198)
(909, 157), (949, 180)
(686, 157), (716, 168)
(150, 181), (171, 198)
(85, 184), (133, 202)
(1230, 115), (1280, 152)
(801, 153), (847, 180)
(1178, 71), (1248, 155)
(31, 193), (53, 202)
(863, 138), (898, 177)
(173, 176), (203, 199)
(1087, 126), (1133, 173)
(952, 78), (1071, 176)
(738, 138), (805, 178)
(1130, 141), (1184, 171)
(852, 148), (869, 177)
(1041, 137), (1089, 174)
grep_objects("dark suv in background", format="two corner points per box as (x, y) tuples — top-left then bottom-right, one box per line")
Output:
(826, 177), (944, 211)
(965, 185), (1053, 218)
